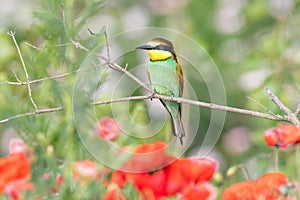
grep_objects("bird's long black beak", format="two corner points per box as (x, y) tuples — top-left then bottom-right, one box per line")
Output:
(135, 44), (153, 50)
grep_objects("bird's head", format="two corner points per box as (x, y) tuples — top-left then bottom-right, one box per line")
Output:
(136, 37), (177, 61)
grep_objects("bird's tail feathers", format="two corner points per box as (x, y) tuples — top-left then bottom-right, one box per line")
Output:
(171, 116), (185, 145)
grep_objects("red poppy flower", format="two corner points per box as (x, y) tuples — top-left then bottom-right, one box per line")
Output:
(180, 182), (216, 200)
(184, 157), (217, 182)
(164, 164), (189, 195)
(0, 139), (32, 199)
(223, 172), (295, 200)
(104, 188), (126, 200)
(264, 124), (300, 148)
(56, 175), (64, 185)
(113, 142), (217, 199)
(277, 124), (300, 147)
(164, 157), (217, 196)
(126, 170), (166, 198)
(222, 180), (255, 200)
(96, 117), (121, 141)
(121, 141), (167, 172)
(255, 172), (289, 199)
(0, 153), (31, 193)
(264, 128), (280, 147)
(112, 170), (127, 188)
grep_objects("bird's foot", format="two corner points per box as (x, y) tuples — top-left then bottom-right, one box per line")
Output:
(149, 91), (156, 101)
(169, 94), (174, 102)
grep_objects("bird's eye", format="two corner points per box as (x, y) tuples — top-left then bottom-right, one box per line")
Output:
(157, 45), (164, 50)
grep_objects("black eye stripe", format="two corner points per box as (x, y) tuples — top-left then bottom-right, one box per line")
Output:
(154, 45), (172, 52)
(158, 45), (163, 50)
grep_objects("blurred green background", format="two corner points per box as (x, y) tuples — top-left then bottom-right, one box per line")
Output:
(0, 0), (299, 198)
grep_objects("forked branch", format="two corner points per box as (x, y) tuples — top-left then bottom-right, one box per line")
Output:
(7, 31), (38, 109)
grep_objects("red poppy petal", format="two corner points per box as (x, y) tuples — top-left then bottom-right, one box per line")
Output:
(222, 180), (255, 200)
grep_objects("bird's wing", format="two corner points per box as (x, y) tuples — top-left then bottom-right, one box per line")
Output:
(174, 62), (184, 119)
(175, 62), (184, 97)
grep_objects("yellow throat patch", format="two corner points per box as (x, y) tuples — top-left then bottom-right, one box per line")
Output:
(147, 50), (172, 61)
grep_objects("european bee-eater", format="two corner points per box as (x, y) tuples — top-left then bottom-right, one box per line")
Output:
(136, 37), (185, 145)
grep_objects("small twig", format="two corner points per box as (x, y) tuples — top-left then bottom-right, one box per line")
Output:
(97, 55), (152, 93)
(101, 29), (118, 71)
(12, 70), (22, 83)
(104, 29), (111, 62)
(71, 40), (89, 52)
(239, 164), (251, 180)
(55, 42), (73, 47)
(70, 37), (151, 92)
(0, 73), (72, 86)
(247, 96), (275, 115)
(92, 95), (154, 106)
(0, 107), (63, 124)
(54, 40), (90, 52)
(0, 66), (99, 86)
(24, 42), (44, 50)
(265, 88), (293, 114)
(87, 28), (96, 35)
(0, 81), (23, 85)
(7, 31), (38, 110)
(265, 87), (300, 125)
(124, 63), (129, 70)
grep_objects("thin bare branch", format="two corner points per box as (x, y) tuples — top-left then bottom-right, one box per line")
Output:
(71, 40), (89, 52)
(87, 28), (96, 35)
(155, 94), (287, 122)
(97, 55), (152, 93)
(0, 81), (23, 85)
(0, 107), (63, 124)
(12, 70), (22, 83)
(55, 42), (73, 47)
(92, 95), (154, 106)
(124, 63), (129, 70)
(265, 88), (293, 114)
(104, 29), (111, 62)
(94, 92), (295, 123)
(93, 94), (289, 122)
(0, 66), (99, 86)
(0, 72), (72, 85)
(7, 31), (38, 109)
(69, 38), (151, 93)
(24, 42), (44, 50)
(1, 93), (289, 125)
(265, 87), (300, 125)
